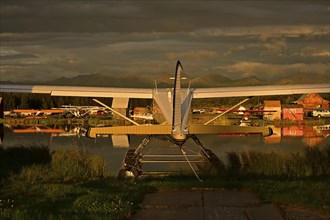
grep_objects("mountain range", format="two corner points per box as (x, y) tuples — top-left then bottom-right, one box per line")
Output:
(1, 72), (329, 88)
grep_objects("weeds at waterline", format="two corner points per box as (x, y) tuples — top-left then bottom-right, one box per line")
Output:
(0, 145), (144, 219)
(2, 147), (107, 185)
(226, 147), (330, 178)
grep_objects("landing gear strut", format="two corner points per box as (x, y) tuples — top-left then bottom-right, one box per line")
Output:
(117, 135), (224, 181)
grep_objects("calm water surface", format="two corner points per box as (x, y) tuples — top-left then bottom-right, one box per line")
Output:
(1, 124), (329, 174)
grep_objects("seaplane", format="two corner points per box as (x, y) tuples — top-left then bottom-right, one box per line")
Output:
(9, 109), (64, 118)
(1, 60), (329, 180)
(54, 105), (108, 118)
(130, 112), (154, 121)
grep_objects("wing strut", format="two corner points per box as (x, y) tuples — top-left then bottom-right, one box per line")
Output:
(179, 146), (203, 182)
(204, 97), (252, 125)
(93, 99), (140, 126)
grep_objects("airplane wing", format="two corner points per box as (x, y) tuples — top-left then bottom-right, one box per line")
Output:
(0, 85), (153, 98)
(192, 84), (330, 98)
(1, 84), (328, 99)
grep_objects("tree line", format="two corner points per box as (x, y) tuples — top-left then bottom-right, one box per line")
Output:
(1, 92), (329, 110)
(0, 93), (153, 110)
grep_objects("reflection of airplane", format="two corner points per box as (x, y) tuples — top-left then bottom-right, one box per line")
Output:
(1, 61), (329, 179)
(312, 124), (330, 138)
(9, 123), (86, 137)
(12, 126), (64, 133)
(50, 125), (87, 137)
(313, 124), (330, 131)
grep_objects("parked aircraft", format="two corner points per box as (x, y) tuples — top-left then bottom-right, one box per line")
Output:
(210, 107), (277, 114)
(11, 109), (64, 117)
(312, 109), (330, 118)
(3, 106), (108, 118)
(130, 112), (154, 121)
(1, 61), (329, 179)
(54, 105), (108, 118)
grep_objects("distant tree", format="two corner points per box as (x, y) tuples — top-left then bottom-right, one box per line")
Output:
(27, 98), (43, 109)
(18, 94), (29, 109)
(41, 96), (50, 109)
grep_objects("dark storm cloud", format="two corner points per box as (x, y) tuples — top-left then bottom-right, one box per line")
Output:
(2, 1), (329, 33)
(0, 1), (329, 83)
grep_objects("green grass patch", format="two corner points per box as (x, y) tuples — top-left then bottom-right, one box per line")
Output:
(0, 145), (51, 179)
(0, 146), (152, 219)
(0, 179), (151, 219)
(247, 178), (330, 212)
(0, 145), (329, 219)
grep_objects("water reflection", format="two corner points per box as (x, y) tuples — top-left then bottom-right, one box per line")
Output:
(1, 123), (329, 174)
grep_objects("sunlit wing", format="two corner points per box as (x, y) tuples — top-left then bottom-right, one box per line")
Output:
(192, 84), (330, 98)
(0, 85), (153, 98)
(1, 84), (329, 99)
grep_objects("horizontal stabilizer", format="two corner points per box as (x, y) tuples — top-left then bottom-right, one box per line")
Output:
(188, 125), (273, 137)
(87, 125), (172, 138)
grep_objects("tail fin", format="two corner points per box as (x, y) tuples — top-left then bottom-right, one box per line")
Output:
(172, 60), (183, 134)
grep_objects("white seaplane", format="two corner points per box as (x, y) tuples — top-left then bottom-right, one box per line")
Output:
(1, 61), (329, 180)
(130, 112), (154, 121)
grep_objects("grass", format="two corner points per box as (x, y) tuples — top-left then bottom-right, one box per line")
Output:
(248, 178), (330, 211)
(0, 179), (151, 219)
(0, 146), (153, 219)
(0, 145), (51, 179)
(225, 147), (330, 179)
(0, 145), (329, 219)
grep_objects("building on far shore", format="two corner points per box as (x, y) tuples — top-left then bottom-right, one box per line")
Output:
(282, 104), (304, 121)
(294, 93), (329, 108)
(292, 93), (330, 117)
(263, 100), (281, 120)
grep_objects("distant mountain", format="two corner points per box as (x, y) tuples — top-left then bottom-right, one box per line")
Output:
(155, 73), (233, 88)
(232, 76), (265, 86)
(207, 74), (233, 85)
(272, 72), (329, 85)
(45, 73), (154, 88)
(1, 72), (328, 88)
(188, 76), (218, 87)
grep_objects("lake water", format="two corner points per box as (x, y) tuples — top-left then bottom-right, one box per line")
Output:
(1, 123), (329, 175)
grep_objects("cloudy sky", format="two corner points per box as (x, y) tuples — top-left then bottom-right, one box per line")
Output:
(1, 1), (329, 85)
